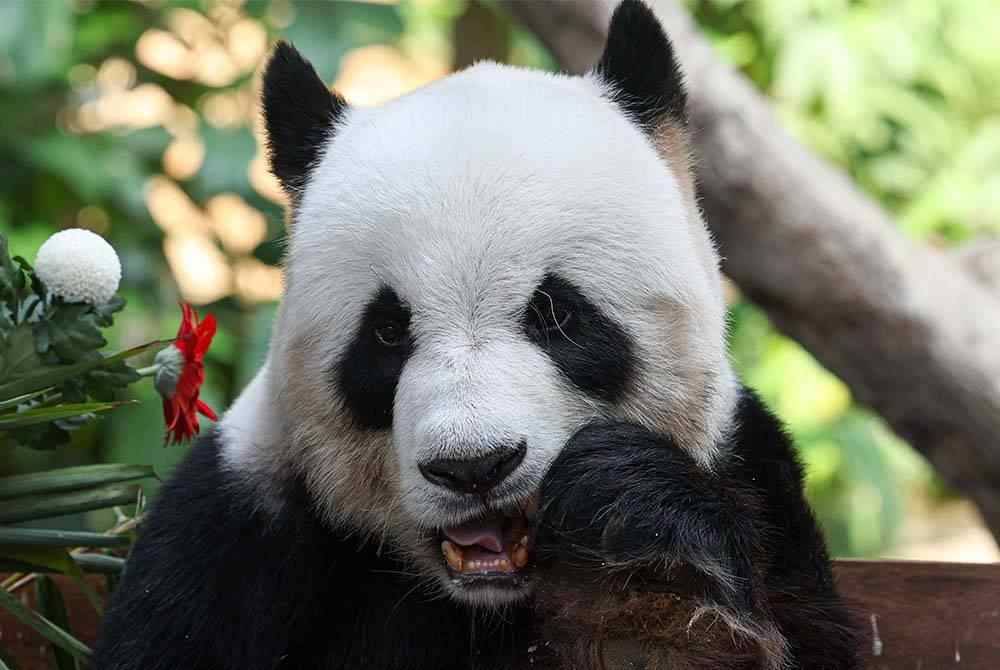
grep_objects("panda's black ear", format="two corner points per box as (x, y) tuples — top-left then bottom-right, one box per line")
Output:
(593, 0), (687, 133)
(261, 42), (347, 197)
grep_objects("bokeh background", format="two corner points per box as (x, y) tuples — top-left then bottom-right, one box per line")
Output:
(2, 0), (998, 561)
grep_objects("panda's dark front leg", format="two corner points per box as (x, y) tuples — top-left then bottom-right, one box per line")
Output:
(537, 422), (764, 613)
(533, 396), (862, 670)
(534, 422), (776, 669)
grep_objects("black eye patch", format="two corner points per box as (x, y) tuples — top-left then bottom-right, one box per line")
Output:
(522, 274), (635, 403)
(334, 286), (412, 430)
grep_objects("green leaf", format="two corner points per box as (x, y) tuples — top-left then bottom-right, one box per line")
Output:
(92, 295), (126, 328)
(0, 401), (132, 430)
(0, 233), (20, 300)
(0, 649), (17, 670)
(0, 545), (76, 573)
(36, 303), (107, 361)
(81, 361), (141, 402)
(0, 586), (91, 662)
(72, 553), (125, 575)
(0, 463), (154, 500)
(36, 576), (80, 670)
(0, 528), (130, 548)
(1, 421), (72, 452)
(0, 386), (53, 412)
(0, 305), (13, 345)
(0, 338), (169, 402)
(0, 548), (116, 616)
(0, 483), (140, 524)
(0, 555), (126, 577)
(0, 323), (43, 384)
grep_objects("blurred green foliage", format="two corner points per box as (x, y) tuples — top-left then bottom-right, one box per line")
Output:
(0, 0), (996, 559)
(689, 0), (1000, 242)
(687, 0), (1000, 556)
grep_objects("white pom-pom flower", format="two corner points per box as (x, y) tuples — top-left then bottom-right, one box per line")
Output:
(34, 229), (122, 305)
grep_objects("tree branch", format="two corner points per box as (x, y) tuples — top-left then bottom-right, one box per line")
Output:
(506, 0), (1000, 538)
(955, 238), (1000, 293)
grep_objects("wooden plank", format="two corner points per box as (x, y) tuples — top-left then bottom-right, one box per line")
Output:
(1, 562), (999, 668)
(835, 560), (1000, 669)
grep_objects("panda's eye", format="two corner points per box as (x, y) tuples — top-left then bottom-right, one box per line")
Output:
(373, 320), (406, 347)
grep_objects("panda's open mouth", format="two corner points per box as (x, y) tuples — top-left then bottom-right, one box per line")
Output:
(438, 494), (538, 583)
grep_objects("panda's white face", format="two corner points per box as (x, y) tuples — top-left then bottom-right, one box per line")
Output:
(224, 11), (737, 607)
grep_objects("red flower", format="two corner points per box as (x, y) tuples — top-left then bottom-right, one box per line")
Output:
(154, 304), (217, 444)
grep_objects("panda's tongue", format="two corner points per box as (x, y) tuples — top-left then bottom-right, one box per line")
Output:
(443, 519), (504, 553)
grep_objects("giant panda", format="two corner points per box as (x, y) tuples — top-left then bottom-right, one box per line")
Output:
(93, 2), (862, 668)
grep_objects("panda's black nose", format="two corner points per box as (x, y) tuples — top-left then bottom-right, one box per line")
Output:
(419, 440), (527, 494)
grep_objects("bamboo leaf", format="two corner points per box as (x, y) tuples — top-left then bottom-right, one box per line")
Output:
(0, 546), (76, 573)
(0, 547), (104, 614)
(0, 386), (54, 412)
(0, 483), (140, 524)
(0, 556), (127, 575)
(72, 553), (125, 575)
(0, 527), (129, 548)
(0, 339), (170, 401)
(36, 576), (80, 670)
(0, 401), (133, 430)
(0, 463), (154, 500)
(0, 585), (91, 661)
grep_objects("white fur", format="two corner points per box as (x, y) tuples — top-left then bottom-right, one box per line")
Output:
(222, 62), (737, 593)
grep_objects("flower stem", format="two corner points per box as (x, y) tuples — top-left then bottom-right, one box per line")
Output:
(135, 364), (161, 378)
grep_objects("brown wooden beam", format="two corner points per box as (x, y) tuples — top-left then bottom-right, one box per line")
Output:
(3, 562), (1000, 668)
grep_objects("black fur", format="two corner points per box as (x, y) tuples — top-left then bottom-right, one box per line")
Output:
(92, 433), (542, 670)
(537, 421), (764, 614)
(262, 41), (347, 197)
(335, 286), (412, 430)
(522, 274), (636, 402)
(94, 386), (861, 670)
(726, 389), (862, 668)
(536, 388), (862, 669)
(594, 0), (688, 130)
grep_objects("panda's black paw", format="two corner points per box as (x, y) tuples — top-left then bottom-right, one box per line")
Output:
(536, 422), (763, 613)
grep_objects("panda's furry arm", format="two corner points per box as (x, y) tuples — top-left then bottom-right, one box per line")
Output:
(535, 386), (862, 669)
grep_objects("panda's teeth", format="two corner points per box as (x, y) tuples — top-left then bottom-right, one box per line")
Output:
(512, 544), (530, 569)
(441, 540), (464, 572)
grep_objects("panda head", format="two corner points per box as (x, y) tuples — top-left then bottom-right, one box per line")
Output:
(226, 0), (737, 607)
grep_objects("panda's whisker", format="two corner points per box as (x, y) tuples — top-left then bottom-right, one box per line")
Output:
(389, 576), (432, 617)
(370, 568), (424, 579)
(374, 492), (406, 555)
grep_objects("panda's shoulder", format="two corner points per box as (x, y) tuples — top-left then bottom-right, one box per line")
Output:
(726, 386), (805, 479)
(134, 430), (323, 565)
